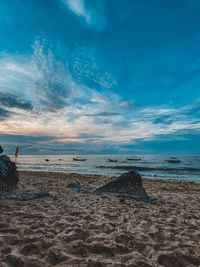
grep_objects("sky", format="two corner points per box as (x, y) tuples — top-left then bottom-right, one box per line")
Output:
(0, 0), (200, 155)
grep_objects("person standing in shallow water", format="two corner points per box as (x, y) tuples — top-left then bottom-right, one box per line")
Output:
(0, 146), (3, 154)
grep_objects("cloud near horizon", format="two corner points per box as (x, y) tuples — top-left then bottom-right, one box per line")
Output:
(0, 38), (200, 154)
(0, 0), (200, 154)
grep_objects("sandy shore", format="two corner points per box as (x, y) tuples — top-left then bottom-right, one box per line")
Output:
(0, 171), (200, 266)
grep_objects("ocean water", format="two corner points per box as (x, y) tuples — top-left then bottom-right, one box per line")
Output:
(10, 154), (200, 181)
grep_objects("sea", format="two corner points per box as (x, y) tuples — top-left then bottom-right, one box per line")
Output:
(10, 155), (200, 182)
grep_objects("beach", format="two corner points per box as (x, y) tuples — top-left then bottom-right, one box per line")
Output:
(0, 171), (200, 266)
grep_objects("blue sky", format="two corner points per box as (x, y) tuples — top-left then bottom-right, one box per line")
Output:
(0, 0), (200, 155)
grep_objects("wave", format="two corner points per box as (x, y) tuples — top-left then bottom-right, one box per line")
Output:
(17, 162), (62, 166)
(97, 165), (200, 172)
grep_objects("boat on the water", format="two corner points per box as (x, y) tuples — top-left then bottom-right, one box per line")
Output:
(126, 157), (141, 161)
(73, 157), (87, 161)
(165, 157), (181, 163)
(107, 158), (118, 162)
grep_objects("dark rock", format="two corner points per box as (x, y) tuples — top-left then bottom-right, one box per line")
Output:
(0, 155), (19, 195)
(0, 145), (3, 154)
(67, 171), (150, 202)
(1, 190), (50, 200)
(94, 171), (150, 202)
(100, 195), (109, 199)
(67, 183), (91, 194)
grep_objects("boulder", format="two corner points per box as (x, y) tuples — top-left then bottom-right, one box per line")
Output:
(67, 183), (91, 194)
(67, 170), (150, 202)
(1, 190), (50, 200)
(0, 145), (3, 154)
(94, 170), (149, 201)
(0, 155), (19, 195)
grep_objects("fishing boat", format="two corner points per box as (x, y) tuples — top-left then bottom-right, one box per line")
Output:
(165, 157), (181, 163)
(73, 157), (87, 161)
(126, 157), (141, 161)
(107, 158), (118, 162)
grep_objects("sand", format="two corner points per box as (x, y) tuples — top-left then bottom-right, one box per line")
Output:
(0, 171), (200, 267)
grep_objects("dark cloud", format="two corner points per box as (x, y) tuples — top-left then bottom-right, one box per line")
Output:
(77, 133), (105, 139)
(86, 112), (120, 117)
(0, 92), (33, 111)
(0, 134), (58, 154)
(0, 134), (57, 143)
(0, 134), (115, 155)
(0, 106), (9, 120)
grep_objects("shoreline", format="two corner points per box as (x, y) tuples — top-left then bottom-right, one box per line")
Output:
(0, 171), (200, 266)
(14, 154), (200, 183)
(18, 169), (200, 183)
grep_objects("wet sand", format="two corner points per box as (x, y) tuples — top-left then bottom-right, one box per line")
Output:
(0, 171), (200, 266)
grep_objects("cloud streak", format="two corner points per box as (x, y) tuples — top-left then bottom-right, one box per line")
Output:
(70, 46), (116, 90)
(0, 92), (33, 111)
(0, 38), (200, 154)
(65, 0), (90, 24)
(0, 107), (9, 120)
(31, 40), (73, 112)
(62, 0), (106, 30)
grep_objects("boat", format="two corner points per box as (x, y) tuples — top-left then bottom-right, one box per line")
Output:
(73, 157), (87, 161)
(107, 158), (118, 162)
(165, 158), (181, 163)
(126, 157), (141, 161)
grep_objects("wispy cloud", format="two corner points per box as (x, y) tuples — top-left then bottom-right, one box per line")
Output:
(64, 0), (90, 24)
(71, 46), (116, 90)
(31, 40), (73, 112)
(62, 0), (106, 30)
(0, 38), (200, 154)
(85, 112), (120, 117)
